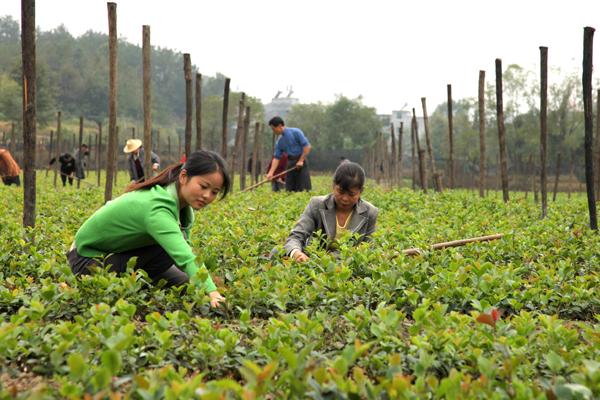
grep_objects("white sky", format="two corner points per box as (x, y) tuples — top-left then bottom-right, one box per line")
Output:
(3, 0), (600, 114)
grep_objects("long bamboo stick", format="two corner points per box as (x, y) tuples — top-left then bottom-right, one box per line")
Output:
(402, 233), (504, 256)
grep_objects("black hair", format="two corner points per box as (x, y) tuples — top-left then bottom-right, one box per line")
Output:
(268, 116), (285, 127)
(126, 150), (231, 199)
(333, 161), (365, 192)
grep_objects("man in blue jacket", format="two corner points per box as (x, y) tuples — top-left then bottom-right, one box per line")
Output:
(266, 116), (312, 192)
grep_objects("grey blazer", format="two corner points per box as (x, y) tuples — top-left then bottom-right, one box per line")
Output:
(284, 194), (379, 255)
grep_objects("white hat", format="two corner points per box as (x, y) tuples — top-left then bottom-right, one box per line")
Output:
(123, 139), (142, 153)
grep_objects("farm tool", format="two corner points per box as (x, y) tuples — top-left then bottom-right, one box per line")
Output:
(241, 166), (297, 193)
(401, 233), (504, 256)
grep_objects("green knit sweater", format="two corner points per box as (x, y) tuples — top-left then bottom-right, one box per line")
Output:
(75, 183), (216, 292)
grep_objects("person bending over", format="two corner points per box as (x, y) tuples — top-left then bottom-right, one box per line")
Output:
(68, 150), (230, 307)
(284, 161), (378, 262)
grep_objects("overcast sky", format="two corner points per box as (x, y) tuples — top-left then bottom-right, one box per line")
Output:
(4, 0), (600, 114)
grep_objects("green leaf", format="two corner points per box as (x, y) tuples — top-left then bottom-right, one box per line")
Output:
(101, 349), (122, 375)
(545, 351), (565, 373)
(67, 353), (86, 380)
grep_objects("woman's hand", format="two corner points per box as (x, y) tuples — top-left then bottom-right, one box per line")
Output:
(208, 290), (225, 307)
(293, 250), (309, 262)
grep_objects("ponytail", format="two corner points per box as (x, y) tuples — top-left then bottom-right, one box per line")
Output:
(125, 163), (183, 193)
(124, 150), (231, 199)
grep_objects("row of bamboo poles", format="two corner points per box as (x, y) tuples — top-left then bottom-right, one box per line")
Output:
(365, 31), (599, 229)
(15, 0), (600, 232)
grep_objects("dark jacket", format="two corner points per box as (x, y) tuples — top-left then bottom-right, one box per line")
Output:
(50, 153), (76, 175)
(284, 194), (378, 255)
(127, 148), (160, 182)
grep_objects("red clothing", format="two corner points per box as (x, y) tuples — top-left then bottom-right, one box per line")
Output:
(267, 153), (288, 180)
(0, 149), (20, 177)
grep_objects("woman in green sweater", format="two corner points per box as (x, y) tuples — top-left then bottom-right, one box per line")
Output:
(68, 150), (230, 307)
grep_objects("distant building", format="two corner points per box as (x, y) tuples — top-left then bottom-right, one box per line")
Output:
(381, 110), (424, 139)
(264, 88), (299, 122)
(378, 109), (425, 155)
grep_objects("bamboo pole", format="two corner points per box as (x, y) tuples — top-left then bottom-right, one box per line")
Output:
(221, 77), (231, 158)
(398, 122), (403, 187)
(540, 46), (548, 218)
(242, 167), (296, 193)
(77, 116), (83, 189)
(412, 108), (426, 192)
(411, 117), (416, 190)
(195, 72), (202, 150)
(495, 59), (509, 202)
(251, 121), (261, 185)
(105, 2), (118, 203)
(447, 84), (454, 188)
(421, 97), (441, 191)
(402, 234), (503, 256)
(230, 93), (246, 191)
(596, 88), (600, 200)
(552, 152), (561, 202)
(53, 111), (61, 188)
(390, 122), (396, 186)
(22, 0), (36, 230)
(114, 126), (119, 186)
(46, 130), (53, 177)
(382, 129), (389, 185)
(478, 71), (486, 197)
(143, 25), (153, 179)
(240, 105), (250, 190)
(97, 122), (102, 186)
(582, 27), (597, 229)
(183, 53), (192, 158)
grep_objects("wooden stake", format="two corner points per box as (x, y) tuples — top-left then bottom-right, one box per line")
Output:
(398, 122), (403, 187)
(240, 105), (250, 190)
(421, 97), (441, 191)
(540, 46), (548, 218)
(77, 116), (83, 189)
(183, 53), (192, 158)
(478, 71), (486, 197)
(582, 27), (597, 229)
(251, 121), (260, 185)
(105, 2), (118, 203)
(195, 72), (202, 150)
(390, 123), (396, 186)
(447, 84), (454, 188)
(143, 25), (153, 179)
(221, 77), (231, 158)
(495, 59), (509, 202)
(53, 111), (61, 188)
(411, 117), (416, 190)
(21, 0), (36, 230)
(46, 130), (53, 177)
(596, 88), (600, 200)
(97, 122), (102, 186)
(412, 108), (427, 192)
(230, 93), (246, 191)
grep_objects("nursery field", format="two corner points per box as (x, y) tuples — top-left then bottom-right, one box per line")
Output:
(0, 174), (599, 399)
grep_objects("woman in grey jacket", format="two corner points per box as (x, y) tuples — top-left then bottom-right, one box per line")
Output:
(284, 161), (378, 261)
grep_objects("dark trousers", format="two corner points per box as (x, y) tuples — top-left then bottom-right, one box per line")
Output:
(61, 173), (74, 186)
(285, 157), (312, 192)
(67, 244), (189, 287)
(271, 180), (285, 192)
(2, 176), (20, 186)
